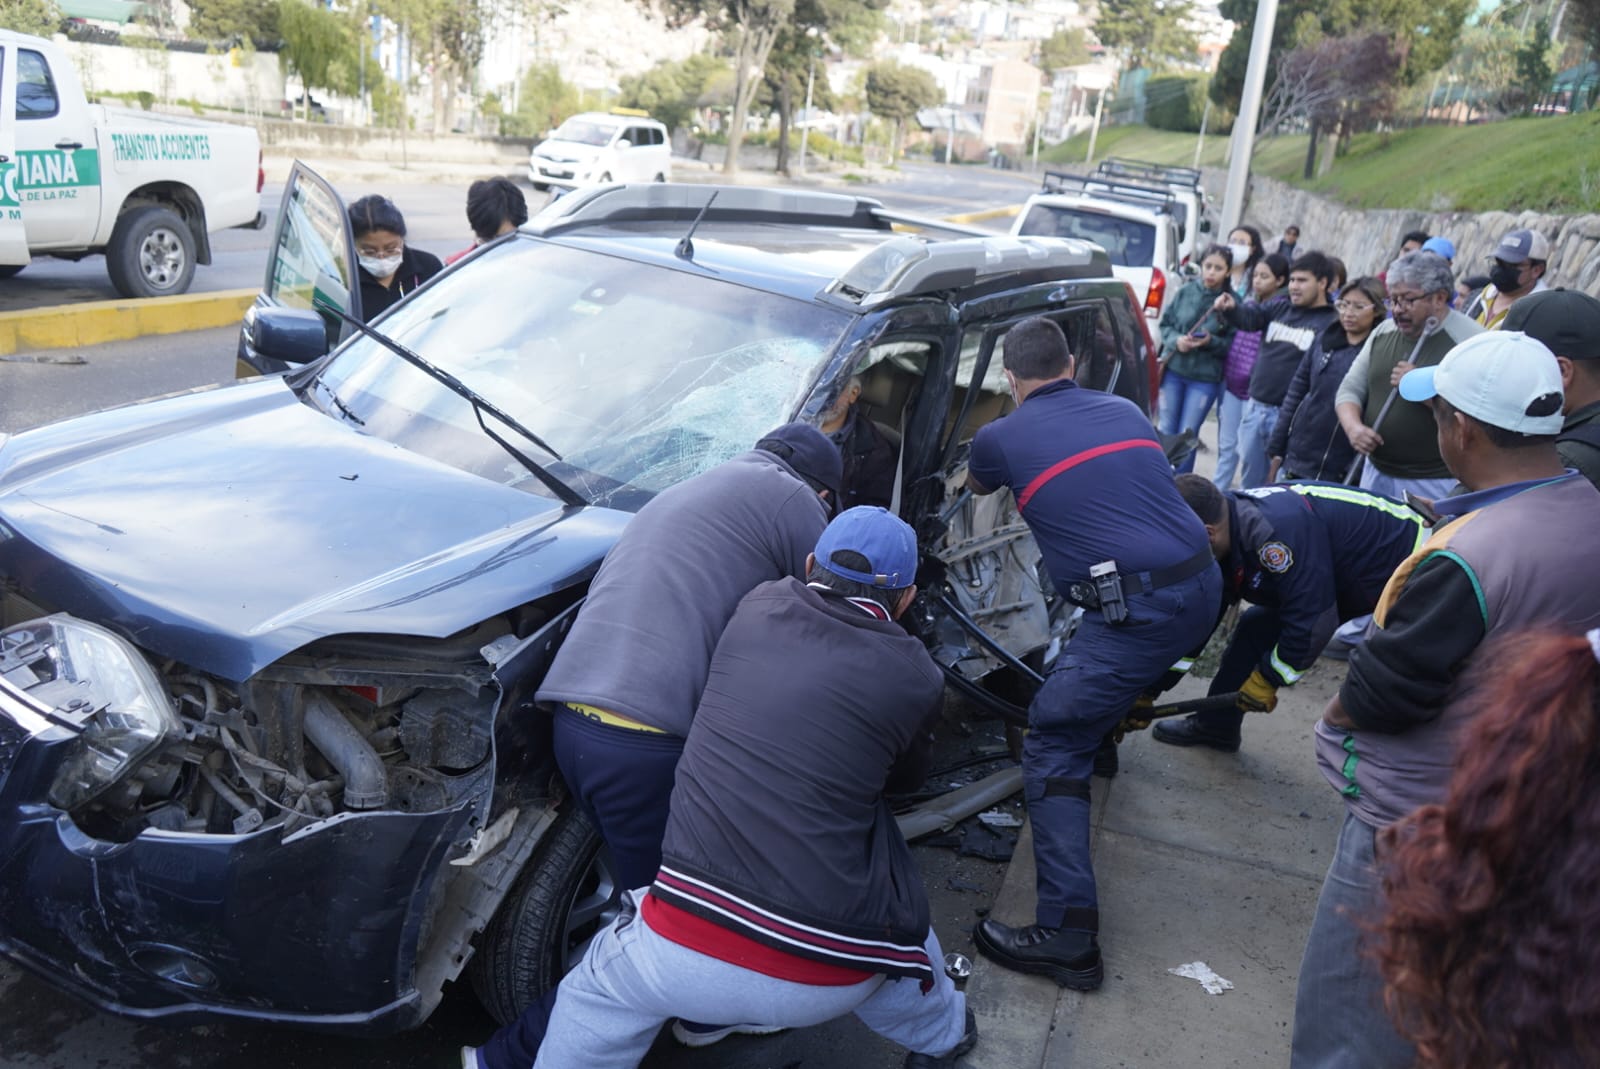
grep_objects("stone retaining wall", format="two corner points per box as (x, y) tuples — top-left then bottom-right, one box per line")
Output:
(1234, 172), (1600, 298)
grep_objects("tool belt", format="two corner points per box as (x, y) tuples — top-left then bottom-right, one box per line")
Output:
(1065, 548), (1214, 611)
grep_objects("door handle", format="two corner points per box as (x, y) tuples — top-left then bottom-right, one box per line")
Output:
(55, 140), (82, 151)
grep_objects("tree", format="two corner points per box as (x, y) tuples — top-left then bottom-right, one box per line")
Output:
(618, 53), (727, 136)
(1571, 0), (1600, 58)
(505, 61), (580, 136)
(1094, 0), (1199, 70)
(186, 0), (278, 42)
(864, 60), (938, 159)
(761, 0), (884, 173)
(278, 0), (357, 120)
(0, 0), (61, 36)
(1258, 32), (1398, 175)
(662, 0), (797, 173)
(1038, 27), (1091, 74)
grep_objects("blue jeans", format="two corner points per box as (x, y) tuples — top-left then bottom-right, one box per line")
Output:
(1236, 398), (1279, 488)
(1158, 372), (1222, 474)
(1290, 813), (1416, 1068)
(1213, 390), (1248, 489)
(534, 892), (968, 1069)
(1025, 567), (1221, 930)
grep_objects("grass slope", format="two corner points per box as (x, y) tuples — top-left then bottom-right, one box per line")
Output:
(1041, 113), (1600, 214)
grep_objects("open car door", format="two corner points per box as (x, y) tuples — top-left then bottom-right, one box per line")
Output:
(236, 162), (359, 377)
(0, 44), (34, 271)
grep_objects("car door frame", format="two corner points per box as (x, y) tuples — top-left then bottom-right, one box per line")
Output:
(0, 41), (33, 267)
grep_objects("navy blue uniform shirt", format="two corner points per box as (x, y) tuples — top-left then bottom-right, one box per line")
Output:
(1222, 482), (1427, 686)
(969, 378), (1209, 588)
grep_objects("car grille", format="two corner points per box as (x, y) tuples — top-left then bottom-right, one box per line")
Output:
(0, 714), (22, 781)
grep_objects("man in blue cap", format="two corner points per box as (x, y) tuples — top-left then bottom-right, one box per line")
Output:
(472, 422), (842, 1069)
(528, 506), (975, 1069)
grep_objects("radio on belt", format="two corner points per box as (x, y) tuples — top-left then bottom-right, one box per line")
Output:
(1090, 560), (1128, 625)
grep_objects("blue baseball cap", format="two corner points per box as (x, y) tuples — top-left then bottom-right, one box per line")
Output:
(813, 506), (918, 589)
(1421, 236), (1455, 261)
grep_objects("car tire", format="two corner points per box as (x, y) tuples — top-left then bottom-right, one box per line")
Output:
(0, 264), (25, 279)
(652, 173), (665, 183)
(597, 172), (612, 183)
(531, 181), (549, 192)
(107, 205), (196, 298)
(469, 803), (621, 1026)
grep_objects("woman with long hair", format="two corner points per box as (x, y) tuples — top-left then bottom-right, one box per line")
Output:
(1376, 629), (1600, 1068)
(1156, 244), (1236, 472)
(1214, 253), (1288, 489)
(1225, 225), (1264, 298)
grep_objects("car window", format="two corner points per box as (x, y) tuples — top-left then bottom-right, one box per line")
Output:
(266, 174), (354, 344)
(316, 241), (853, 505)
(17, 50), (59, 119)
(1017, 206), (1155, 268)
(1103, 295), (1152, 412)
(550, 119), (617, 147)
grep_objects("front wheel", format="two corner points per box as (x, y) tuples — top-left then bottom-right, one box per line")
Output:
(0, 264), (25, 279)
(531, 181), (549, 192)
(107, 205), (196, 298)
(469, 804), (622, 1026)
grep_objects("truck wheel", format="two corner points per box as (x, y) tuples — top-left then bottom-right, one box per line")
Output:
(468, 804), (621, 1026)
(0, 264), (25, 279)
(531, 181), (549, 192)
(107, 206), (196, 298)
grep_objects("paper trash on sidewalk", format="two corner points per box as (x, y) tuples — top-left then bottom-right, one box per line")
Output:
(1167, 961), (1235, 995)
(977, 809), (1024, 828)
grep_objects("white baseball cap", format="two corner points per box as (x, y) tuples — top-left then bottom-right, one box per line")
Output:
(1398, 331), (1565, 435)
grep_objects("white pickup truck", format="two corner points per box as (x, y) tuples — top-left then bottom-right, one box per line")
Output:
(0, 30), (265, 297)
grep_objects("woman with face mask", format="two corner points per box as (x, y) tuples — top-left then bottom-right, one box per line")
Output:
(1225, 225), (1263, 299)
(349, 195), (444, 322)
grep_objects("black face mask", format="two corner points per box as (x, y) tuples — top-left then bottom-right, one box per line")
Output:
(1489, 260), (1524, 293)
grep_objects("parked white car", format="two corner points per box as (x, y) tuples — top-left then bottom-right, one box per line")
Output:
(528, 112), (671, 191)
(1095, 158), (1213, 267)
(0, 29), (265, 297)
(1011, 172), (1184, 324)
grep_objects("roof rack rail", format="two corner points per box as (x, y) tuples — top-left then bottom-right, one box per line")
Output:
(527, 183), (899, 237)
(1096, 157), (1203, 188)
(1039, 170), (1177, 211)
(823, 234), (1110, 310)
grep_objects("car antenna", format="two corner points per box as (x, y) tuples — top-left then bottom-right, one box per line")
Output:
(311, 299), (589, 508)
(675, 190), (719, 261)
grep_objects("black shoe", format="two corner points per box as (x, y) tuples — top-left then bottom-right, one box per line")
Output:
(1151, 715), (1241, 753)
(972, 919), (1103, 990)
(1092, 734), (1119, 779)
(904, 1008), (977, 1067)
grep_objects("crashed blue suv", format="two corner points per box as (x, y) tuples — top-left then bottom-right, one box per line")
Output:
(0, 172), (1157, 1035)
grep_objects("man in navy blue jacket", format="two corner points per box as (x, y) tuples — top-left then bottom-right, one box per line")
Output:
(1153, 476), (1427, 752)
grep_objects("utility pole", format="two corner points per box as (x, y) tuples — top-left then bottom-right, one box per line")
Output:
(946, 106), (955, 164)
(798, 28), (820, 177)
(1084, 86), (1106, 165)
(1219, 0), (1279, 236)
(1193, 97), (1211, 169)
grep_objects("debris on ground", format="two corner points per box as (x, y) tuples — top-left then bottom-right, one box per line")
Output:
(978, 808), (1024, 828)
(1167, 961), (1235, 995)
(958, 822), (1018, 861)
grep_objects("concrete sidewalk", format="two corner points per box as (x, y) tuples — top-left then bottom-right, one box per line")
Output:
(964, 661), (1347, 1068)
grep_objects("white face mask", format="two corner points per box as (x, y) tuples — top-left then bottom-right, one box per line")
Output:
(1229, 243), (1251, 267)
(360, 253), (403, 278)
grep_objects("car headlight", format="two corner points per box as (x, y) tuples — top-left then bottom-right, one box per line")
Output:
(0, 616), (179, 809)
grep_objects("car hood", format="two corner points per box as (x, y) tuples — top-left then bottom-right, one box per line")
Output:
(533, 139), (603, 162)
(0, 379), (630, 682)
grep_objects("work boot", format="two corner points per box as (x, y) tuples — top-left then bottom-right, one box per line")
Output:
(972, 919), (1103, 990)
(903, 1008), (977, 1067)
(1151, 715), (1241, 753)
(1092, 733), (1119, 778)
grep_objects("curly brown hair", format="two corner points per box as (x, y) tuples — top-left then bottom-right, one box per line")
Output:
(1376, 629), (1600, 1068)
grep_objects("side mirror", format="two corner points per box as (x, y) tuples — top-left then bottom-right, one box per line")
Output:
(615, 138), (632, 150)
(251, 307), (331, 366)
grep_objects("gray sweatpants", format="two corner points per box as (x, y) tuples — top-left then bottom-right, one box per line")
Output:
(533, 890), (968, 1069)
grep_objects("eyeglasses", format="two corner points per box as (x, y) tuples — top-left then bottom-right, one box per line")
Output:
(1336, 301), (1375, 313)
(1385, 293), (1431, 311)
(357, 242), (404, 257)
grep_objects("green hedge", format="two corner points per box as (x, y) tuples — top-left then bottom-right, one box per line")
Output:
(1145, 73), (1211, 133)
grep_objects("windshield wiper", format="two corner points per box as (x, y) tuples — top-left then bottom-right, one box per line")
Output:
(305, 371), (366, 426)
(312, 299), (588, 508)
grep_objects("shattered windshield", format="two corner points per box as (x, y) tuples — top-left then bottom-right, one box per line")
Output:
(313, 240), (851, 508)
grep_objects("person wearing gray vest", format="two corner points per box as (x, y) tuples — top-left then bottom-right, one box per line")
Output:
(1334, 250), (1483, 503)
(1291, 331), (1600, 1068)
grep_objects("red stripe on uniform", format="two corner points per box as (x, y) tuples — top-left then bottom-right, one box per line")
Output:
(1016, 438), (1164, 510)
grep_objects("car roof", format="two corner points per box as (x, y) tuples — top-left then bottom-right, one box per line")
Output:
(1022, 194), (1168, 226)
(563, 111), (663, 129)
(524, 184), (1116, 310)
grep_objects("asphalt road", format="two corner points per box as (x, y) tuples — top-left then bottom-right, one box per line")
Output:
(0, 160), (1027, 314)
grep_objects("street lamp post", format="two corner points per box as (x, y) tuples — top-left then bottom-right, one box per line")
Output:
(798, 28), (820, 176)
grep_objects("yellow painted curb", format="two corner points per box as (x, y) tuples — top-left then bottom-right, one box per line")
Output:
(0, 288), (257, 357)
(944, 205), (1022, 225)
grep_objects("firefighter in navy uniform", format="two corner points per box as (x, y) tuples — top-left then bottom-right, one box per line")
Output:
(964, 317), (1222, 989)
(1152, 475), (1429, 752)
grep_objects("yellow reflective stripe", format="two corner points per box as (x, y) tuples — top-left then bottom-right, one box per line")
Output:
(565, 702), (668, 734)
(1289, 483), (1425, 527)
(1269, 646), (1305, 684)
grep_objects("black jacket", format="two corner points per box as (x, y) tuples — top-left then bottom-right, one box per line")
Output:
(1225, 296), (1339, 407)
(1268, 321), (1365, 481)
(358, 245), (443, 321)
(837, 412), (898, 511)
(653, 578), (943, 983)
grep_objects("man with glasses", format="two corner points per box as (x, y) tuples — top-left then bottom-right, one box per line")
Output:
(1335, 250), (1483, 504)
(1464, 228), (1551, 329)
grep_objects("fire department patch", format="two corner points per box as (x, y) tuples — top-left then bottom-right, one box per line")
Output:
(1259, 541), (1293, 573)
